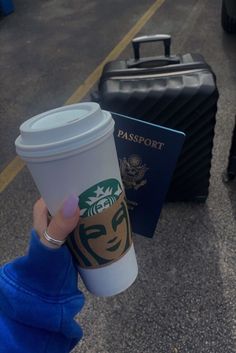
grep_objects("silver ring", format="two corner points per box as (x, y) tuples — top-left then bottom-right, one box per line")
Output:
(43, 229), (65, 247)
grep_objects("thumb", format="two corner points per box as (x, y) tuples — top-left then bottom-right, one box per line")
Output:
(47, 194), (80, 242)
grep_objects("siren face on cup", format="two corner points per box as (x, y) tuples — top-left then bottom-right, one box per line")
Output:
(70, 179), (132, 268)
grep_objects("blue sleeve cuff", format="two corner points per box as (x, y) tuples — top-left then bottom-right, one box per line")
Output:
(0, 230), (84, 339)
(3, 229), (79, 297)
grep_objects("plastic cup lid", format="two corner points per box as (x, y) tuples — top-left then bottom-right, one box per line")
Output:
(15, 103), (114, 161)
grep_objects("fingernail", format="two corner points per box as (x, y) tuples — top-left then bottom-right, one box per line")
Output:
(62, 194), (79, 218)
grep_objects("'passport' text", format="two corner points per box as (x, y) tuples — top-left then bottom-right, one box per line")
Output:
(117, 129), (165, 150)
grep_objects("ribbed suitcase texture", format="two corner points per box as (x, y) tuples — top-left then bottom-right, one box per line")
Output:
(95, 35), (219, 202)
(227, 118), (236, 180)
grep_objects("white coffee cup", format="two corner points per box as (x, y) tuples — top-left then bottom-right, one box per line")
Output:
(15, 102), (138, 297)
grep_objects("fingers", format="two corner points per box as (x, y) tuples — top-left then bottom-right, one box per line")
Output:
(33, 195), (80, 249)
(33, 195), (79, 248)
(33, 198), (48, 238)
(47, 195), (80, 242)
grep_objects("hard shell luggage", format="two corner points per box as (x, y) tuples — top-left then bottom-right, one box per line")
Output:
(94, 34), (219, 202)
(227, 118), (236, 180)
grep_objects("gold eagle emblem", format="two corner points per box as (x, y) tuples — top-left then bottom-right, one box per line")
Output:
(119, 154), (149, 190)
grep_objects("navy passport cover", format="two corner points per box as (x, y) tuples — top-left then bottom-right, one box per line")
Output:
(112, 112), (185, 238)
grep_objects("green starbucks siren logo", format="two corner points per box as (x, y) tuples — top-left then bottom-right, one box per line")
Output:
(68, 178), (133, 268)
(80, 179), (122, 217)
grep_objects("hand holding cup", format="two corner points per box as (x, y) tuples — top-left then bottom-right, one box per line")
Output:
(33, 195), (79, 249)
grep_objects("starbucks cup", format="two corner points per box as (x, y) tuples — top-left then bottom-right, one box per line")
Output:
(15, 102), (138, 297)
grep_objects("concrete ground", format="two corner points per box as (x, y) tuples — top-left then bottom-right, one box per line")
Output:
(0, 0), (236, 352)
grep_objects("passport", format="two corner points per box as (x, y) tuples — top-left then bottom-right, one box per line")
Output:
(112, 112), (185, 238)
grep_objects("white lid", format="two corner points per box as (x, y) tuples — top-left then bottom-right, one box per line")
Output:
(15, 103), (114, 161)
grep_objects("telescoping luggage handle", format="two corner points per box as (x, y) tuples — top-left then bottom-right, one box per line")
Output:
(128, 34), (181, 68)
(132, 34), (171, 60)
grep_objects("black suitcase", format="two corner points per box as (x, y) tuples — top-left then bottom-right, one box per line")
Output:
(227, 118), (236, 180)
(93, 34), (219, 202)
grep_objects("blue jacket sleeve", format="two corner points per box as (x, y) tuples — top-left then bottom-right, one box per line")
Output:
(0, 230), (85, 353)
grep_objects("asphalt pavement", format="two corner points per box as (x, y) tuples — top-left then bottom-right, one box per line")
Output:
(0, 0), (236, 352)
